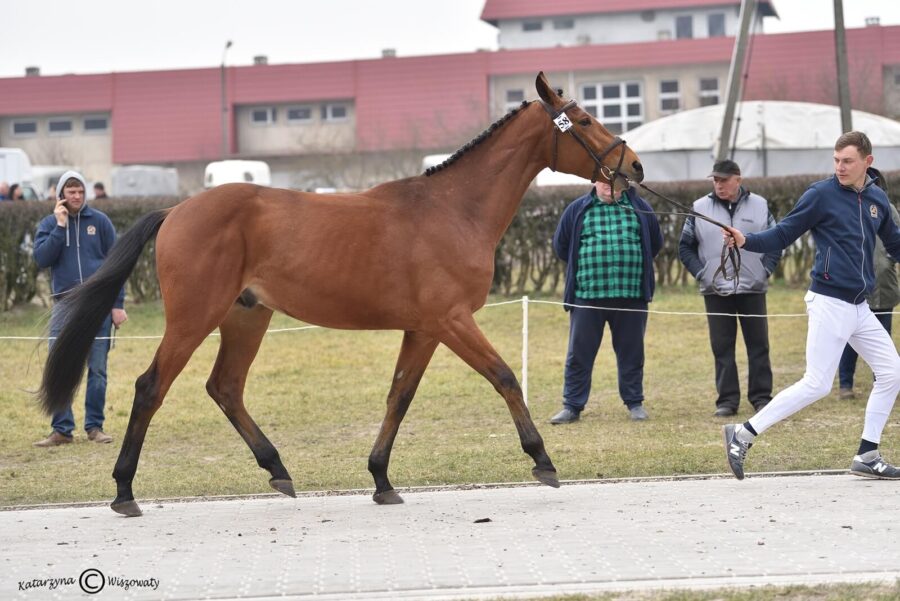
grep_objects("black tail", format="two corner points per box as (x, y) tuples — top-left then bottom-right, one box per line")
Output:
(38, 209), (170, 416)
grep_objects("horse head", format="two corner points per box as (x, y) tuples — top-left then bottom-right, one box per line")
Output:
(535, 72), (644, 184)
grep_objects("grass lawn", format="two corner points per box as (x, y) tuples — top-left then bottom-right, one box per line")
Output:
(1, 283), (897, 506)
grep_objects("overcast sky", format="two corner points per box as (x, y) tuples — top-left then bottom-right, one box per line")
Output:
(2, 0), (900, 78)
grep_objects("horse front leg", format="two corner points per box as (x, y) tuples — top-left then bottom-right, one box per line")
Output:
(368, 331), (439, 505)
(437, 311), (559, 488)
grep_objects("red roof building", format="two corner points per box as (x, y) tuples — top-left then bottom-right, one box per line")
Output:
(0, 3), (896, 191)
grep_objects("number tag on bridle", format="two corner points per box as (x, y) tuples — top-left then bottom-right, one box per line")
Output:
(553, 113), (573, 132)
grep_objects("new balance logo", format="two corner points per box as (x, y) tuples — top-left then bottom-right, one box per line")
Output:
(730, 443), (741, 456)
(874, 462), (887, 473)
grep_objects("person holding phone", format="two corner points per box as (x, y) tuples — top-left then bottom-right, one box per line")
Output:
(32, 171), (127, 447)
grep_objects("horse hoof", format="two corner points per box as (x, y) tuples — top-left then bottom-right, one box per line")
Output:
(532, 467), (560, 488)
(269, 478), (296, 498)
(110, 500), (143, 517)
(372, 489), (404, 505)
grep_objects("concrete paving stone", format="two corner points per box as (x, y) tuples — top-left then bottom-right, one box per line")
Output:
(2, 473), (900, 600)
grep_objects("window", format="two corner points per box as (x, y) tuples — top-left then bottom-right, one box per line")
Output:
(522, 20), (543, 32)
(708, 13), (726, 37)
(250, 107), (276, 125)
(699, 77), (720, 106)
(321, 103), (348, 122)
(553, 18), (574, 30)
(48, 118), (73, 135)
(287, 106), (313, 123)
(659, 80), (680, 112)
(581, 82), (643, 134)
(83, 115), (109, 132)
(11, 120), (37, 136)
(505, 89), (525, 112)
(676, 15), (693, 39)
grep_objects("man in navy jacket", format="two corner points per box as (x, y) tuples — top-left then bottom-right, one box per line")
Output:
(32, 171), (128, 447)
(550, 181), (663, 424)
(721, 132), (900, 480)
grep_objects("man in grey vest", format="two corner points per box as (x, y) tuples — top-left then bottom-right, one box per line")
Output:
(679, 160), (782, 417)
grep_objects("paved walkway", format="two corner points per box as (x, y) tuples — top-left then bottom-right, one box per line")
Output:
(2, 473), (899, 600)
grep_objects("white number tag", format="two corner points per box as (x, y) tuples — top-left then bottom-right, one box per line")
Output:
(553, 113), (573, 132)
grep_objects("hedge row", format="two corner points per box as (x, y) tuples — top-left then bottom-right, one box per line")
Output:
(1, 172), (896, 310)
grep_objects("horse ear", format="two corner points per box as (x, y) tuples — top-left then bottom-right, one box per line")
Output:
(535, 72), (558, 105)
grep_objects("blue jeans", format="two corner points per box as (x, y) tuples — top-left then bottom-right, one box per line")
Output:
(49, 310), (112, 436)
(838, 309), (892, 389)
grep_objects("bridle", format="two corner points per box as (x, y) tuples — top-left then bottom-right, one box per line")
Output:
(539, 98), (742, 290)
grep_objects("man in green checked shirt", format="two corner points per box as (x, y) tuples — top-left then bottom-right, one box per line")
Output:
(550, 180), (663, 424)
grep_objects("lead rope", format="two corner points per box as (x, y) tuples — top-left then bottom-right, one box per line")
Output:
(627, 181), (741, 293)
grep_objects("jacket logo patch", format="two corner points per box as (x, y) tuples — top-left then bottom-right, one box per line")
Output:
(87, 225), (97, 235)
(870, 204), (878, 218)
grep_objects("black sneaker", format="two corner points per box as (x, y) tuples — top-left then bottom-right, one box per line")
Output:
(723, 424), (752, 480)
(850, 452), (900, 480)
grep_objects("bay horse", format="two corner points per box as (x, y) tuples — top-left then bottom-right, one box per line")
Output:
(39, 73), (644, 517)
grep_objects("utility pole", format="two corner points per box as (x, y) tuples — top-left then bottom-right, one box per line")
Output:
(220, 40), (233, 158)
(833, 0), (853, 132)
(716, 0), (757, 161)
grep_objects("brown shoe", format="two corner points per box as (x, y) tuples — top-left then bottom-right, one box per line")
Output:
(33, 431), (73, 447)
(838, 387), (856, 400)
(87, 429), (113, 444)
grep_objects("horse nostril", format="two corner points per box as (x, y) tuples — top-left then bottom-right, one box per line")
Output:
(632, 161), (645, 182)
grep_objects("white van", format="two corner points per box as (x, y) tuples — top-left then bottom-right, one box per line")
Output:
(0, 147), (34, 187)
(204, 160), (271, 189)
(111, 165), (179, 197)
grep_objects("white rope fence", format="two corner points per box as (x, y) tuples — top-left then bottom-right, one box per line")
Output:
(3, 297), (897, 406)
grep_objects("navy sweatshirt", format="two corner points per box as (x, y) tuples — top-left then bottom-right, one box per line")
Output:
(33, 205), (124, 308)
(743, 175), (900, 304)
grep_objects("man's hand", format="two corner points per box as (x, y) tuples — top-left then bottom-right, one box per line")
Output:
(722, 226), (745, 248)
(112, 308), (128, 328)
(54, 199), (69, 227)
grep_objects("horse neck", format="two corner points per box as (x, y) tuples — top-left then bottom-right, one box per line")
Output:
(429, 105), (549, 245)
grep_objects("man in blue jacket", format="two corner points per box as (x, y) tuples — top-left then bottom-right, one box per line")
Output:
(721, 132), (900, 480)
(550, 180), (663, 424)
(32, 171), (128, 447)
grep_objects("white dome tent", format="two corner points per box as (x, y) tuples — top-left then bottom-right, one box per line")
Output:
(625, 101), (900, 182)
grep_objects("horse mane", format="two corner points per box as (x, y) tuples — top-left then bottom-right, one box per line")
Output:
(424, 100), (531, 176)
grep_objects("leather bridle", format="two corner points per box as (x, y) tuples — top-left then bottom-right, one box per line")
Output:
(539, 98), (742, 290)
(539, 99), (628, 193)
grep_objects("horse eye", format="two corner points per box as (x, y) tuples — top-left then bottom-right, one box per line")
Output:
(579, 118), (591, 127)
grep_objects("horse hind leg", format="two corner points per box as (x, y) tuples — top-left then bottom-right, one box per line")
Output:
(436, 311), (559, 488)
(368, 331), (439, 505)
(205, 303), (295, 497)
(111, 325), (216, 517)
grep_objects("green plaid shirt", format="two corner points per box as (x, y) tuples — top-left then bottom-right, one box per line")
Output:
(575, 191), (644, 299)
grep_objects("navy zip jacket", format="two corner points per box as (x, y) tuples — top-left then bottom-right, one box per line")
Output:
(743, 174), (900, 304)
(553, 187), (663, 309)
(33, 205), (124, 308)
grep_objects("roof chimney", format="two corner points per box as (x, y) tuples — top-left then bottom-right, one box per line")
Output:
(865, 16), (880, 27)
(382, 48), (396, 58)
(25, 66), (40, 77)
(253, 55), (268, 65)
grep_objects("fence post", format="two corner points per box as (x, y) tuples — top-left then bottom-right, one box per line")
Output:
(522, 295), (528, 406)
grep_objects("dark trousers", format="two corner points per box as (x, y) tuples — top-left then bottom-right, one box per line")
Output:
(839, 309), (893, 389)
(563, 298), (648, 411)
(704, 293), (773, 411)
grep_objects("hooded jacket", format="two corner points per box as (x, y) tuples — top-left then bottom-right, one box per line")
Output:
(743, 174), (900, 304)
(33, 171), (124, 308)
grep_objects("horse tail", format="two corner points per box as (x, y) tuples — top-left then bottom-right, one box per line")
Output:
(38, 209), (171, 416)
